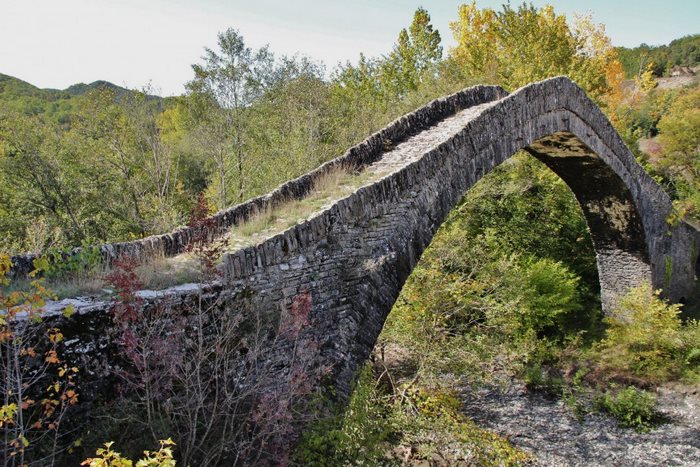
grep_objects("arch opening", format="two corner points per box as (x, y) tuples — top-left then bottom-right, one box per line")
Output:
(380, 147), (604, 343)
(524, 131), (652, 308)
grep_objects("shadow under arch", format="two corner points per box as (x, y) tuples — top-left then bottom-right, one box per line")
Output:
(525, 131), (650, 310)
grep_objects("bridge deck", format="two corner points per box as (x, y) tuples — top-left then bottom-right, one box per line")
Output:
(219, 99), (500, 257)
(369, 100), (497, 175)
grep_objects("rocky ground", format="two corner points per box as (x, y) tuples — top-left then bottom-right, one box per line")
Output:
(461, 382), (700, 466)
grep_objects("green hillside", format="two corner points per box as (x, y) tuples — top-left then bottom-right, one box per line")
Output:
(616, 34), (700, 78)
(0, 74), (160, 124)
(0, 73), (74, 122)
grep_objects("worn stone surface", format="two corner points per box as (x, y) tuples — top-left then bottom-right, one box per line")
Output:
(25, 77), (699, 403)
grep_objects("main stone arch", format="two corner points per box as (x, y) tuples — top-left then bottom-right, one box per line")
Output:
(218, 76), (699, 395)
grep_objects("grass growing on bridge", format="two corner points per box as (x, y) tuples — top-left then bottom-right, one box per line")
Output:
(0, 253), (204, 300)
(131, 164), (382, 290)
(225, 165), (378, 250)
(1, 163), (386, 300)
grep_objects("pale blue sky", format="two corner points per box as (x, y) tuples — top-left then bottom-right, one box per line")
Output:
(1, 0), (698, 96)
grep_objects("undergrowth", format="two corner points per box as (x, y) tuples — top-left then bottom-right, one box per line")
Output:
(295, 364), (530, 465)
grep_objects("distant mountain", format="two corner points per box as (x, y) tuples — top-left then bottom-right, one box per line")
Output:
(63, 80), (154, 100)
(0, 73), (164, 123)
(0, 73), (149, 98)
(0, 72), (68, 100)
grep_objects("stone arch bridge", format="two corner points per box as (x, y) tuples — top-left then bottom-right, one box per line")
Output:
(216, 76), (699, 393)
(23, 77), (700, 398)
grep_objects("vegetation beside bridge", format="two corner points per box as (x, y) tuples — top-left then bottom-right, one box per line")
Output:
(1, 1), (699, 464)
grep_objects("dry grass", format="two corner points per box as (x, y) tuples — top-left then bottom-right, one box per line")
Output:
(2, 254), (206, 300)
(2, 266), (111, 300)
(225, 165), (376, 251)
(135, 253), (204, 290)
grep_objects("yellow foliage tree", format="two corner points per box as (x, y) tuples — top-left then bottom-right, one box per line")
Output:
(635, 62), (658, 94)
(449, 2), (623, 108)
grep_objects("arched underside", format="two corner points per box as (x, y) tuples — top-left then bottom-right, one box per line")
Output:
(526, 131), (651, 309)
(216, 77), (700, 395)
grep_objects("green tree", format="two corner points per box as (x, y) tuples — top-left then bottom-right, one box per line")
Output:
(657, 85), (700, 219)
(380, 7), (442, 96)
(0, 112), (85, 248)
(70, 88), (151, 238)
(186, 28), (274, 208)
(329, 54), (387, 147)
(249, 56), (335, 191)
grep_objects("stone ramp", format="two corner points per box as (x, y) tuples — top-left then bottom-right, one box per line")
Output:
(217, 100), (503, 256)
(367, 100), (499, 176)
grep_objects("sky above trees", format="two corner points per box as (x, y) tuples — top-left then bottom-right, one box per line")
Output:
(1, 0), (699, 96)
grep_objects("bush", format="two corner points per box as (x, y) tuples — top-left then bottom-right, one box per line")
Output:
(294, 365), (394, 465)
(516, 257), (582, 338)
(81, 439), (176, 467)
(40, 243), (103, 280)
(595, 386), (657, 432)
(594, 284), (700, 383)
(523, 362), (565, 396)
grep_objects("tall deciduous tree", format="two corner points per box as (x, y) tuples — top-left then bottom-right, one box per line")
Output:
(70, 88), (150, 238)
(250, 56), (333, 190)
(381, 7), (443, 96)
(0, 112), (84, 248)
(186, 28), (274, 208)
(449, 2), (622, 105)
(329, 54), (386, 146)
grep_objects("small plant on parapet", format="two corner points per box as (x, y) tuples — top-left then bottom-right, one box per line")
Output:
(105, 256), (144, 325)
(187, 193), (225, 281)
